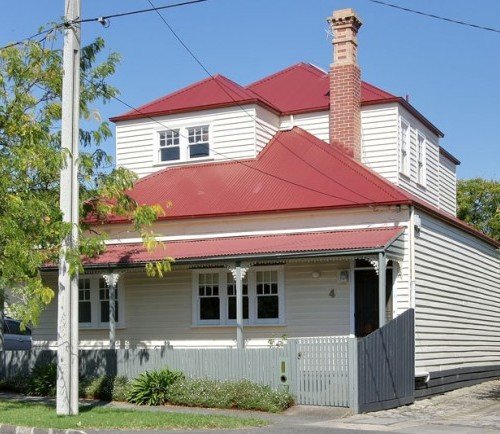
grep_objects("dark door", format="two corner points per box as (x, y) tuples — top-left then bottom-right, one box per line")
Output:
(355, 268), (393, 337)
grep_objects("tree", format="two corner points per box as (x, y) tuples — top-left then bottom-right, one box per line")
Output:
(0, 31), (169, 327)
(457, 178), (500, 241)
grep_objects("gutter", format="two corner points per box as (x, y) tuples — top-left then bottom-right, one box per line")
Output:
(42, 247), (386, 271)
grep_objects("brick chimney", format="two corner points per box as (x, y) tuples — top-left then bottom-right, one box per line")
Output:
(328, 9), (363, 160)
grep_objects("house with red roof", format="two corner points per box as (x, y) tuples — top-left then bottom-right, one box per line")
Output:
(38, 8), (499, 397)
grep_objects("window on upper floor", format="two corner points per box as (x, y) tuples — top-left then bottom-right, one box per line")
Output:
(399, 121), (410, 177)
(158, 125), (210, 164)
(417, 133), (426, 185)
(192, 267), (284, 326)
(187, 125), (210, 159)
(159, 129), (180, 161)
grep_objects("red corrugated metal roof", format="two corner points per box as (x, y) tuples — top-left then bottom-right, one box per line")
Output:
(80, 227), (404, 267)
(246, 62), (396, 114)
(110, 63), (396, 122)
(119, 127), (410, 220)
(110, 63), (444, 138)
(109, 74), (280, 122)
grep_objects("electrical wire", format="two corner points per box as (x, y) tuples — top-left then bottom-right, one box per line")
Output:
(82, 75), (365, 204)
(145, 0), (378, 204)
(366, 0), (500, 34)
(74, 0), (209, 24)
(0, 0), (208, 52)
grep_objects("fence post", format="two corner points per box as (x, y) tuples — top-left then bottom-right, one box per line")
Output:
(349, 337), (359, 413)
(286, 339), (298, 400)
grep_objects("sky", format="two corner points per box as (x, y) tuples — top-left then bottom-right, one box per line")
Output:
(1, 0), (499, 179)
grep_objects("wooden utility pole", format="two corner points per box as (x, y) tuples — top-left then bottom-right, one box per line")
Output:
(57, 0), (81, 416)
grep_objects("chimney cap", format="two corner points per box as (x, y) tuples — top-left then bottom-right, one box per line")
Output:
(328, 8), (362, 28)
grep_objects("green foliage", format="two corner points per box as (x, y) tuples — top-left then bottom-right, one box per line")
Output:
(81, 375), (130, 402)
(27, 363), (57, 397)
(167, 378), (294, 413)
(127, 368), (184, 406)
(0, 374), (29, 394)
(457, 178), (500, 241)
(0, 29), (171, 326)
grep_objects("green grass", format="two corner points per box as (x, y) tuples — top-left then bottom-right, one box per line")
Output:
(0, 401), (268, 430)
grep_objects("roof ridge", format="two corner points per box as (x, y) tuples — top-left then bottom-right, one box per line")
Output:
(246, 62), (321, 89)
(291, 127), (409, 202)
(113, 75), (216, 119)
(114, 74), (253, 120)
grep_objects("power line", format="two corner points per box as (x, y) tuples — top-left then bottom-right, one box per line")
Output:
(82, 75), (364, 205)
(75, 0), (209, 24)
(367, 0), (500, 34)
(0, 26), (63, 52)
(0, 0), (208, 52)
(145, 0), (377, 204)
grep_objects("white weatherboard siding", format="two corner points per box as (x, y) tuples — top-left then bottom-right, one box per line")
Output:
(361, 104), (399, 184)
(95, 207), (410, 241)
(386, 228), (412, 315)
(414, 211), (500, 373)
(438, 153), (457, 215)
(255, 106), (279, 153)
(397, 106), (440, 208)
(36, 262), (351, 346)
(284, 111), (330, 142)
(115, 105), (258, 178)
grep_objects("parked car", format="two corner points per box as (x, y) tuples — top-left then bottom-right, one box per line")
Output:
(2, 318), (32, 350)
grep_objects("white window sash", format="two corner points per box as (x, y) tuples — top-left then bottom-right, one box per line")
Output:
(192, 266), (285, 326)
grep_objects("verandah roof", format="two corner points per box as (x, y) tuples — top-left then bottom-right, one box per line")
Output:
(63, 227), (405, 269)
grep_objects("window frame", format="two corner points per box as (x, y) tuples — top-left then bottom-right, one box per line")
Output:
(158, 129), (181, 162)
(399, 119), (410, 177)
(156, 123), (212, 165)
(192, 266), (285, 327)
(78, 275), (125, 329)
(416, 133), (427, 186)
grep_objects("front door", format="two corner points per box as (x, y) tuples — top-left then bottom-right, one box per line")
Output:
(355, 266), (393, 337)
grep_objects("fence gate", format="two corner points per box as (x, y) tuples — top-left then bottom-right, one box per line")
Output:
(288, 336), (352, 407)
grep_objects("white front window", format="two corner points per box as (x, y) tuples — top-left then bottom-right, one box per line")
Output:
(192, 267), (285, 326)
(400, 121), (410, 176)
(417, 133), (426, 185)
(78, 276), (124, 329)
(158, 124), (210, 164)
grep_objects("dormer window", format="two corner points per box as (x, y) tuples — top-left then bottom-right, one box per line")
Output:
(157, 125), (211, 164)
(159, 129), (180, 161)
(188, 125), (210, 158)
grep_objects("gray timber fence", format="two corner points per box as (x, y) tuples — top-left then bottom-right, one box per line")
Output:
(0, 309), (414, 412)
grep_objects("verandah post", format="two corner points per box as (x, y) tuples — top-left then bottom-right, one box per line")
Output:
(103, 272), (120, 350)
(378, 252), (387, 328)
(235, 261), (244, 349)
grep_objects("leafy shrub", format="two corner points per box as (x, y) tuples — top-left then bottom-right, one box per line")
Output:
(167, 378), (294, 413)
(111, 375), (130, 402)
(27, 363), (57, 397)
(81, 375), (130, 401)
(127, 368), (184, 406)
(0, 374), (28, 394)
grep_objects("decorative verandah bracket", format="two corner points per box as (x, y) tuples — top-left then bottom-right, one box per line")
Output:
(102, 272), (121, 350)
(227, 262), (251, 350)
